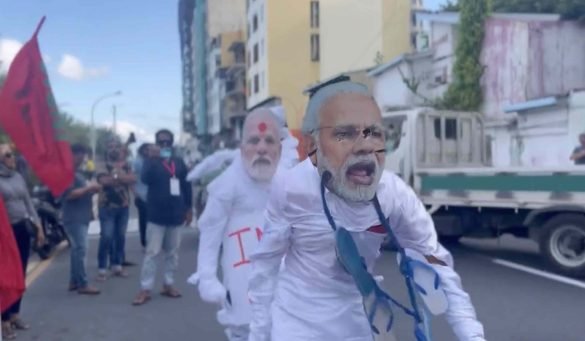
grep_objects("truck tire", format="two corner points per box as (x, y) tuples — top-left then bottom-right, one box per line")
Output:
(539, 214), (585, 277)
(439, 235), (462, 245)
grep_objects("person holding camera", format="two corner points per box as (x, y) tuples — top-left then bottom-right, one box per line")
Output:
(96, 139), (136, 281)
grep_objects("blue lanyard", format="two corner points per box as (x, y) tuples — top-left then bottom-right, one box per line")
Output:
(320, 172), (435, 341)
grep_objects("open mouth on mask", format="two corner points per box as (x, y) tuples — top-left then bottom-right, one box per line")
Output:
(253, 158), (271, 166)
(346, 161), (376, 186)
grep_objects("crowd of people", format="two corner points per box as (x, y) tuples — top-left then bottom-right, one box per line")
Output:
(2, 77), (488, 341)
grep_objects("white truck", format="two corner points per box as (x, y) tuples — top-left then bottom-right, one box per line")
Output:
(382, 108), (585, 277)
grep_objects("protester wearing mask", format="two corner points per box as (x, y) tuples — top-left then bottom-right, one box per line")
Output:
(96, 139), (137, 281)
(247, 79), (485, 341)
(133, 129), (193, 305)
(188, 110), (284, 341)
(0, 144), (44, 339)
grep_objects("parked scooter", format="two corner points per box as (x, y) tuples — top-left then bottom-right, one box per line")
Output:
(31, 186), (68, 259)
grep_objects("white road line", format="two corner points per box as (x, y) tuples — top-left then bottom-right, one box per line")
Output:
(492, 258), (585, 290)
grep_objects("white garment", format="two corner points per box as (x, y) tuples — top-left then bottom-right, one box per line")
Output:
(247, 159), (486, 341)
(188, 154), (298, 339)
(187, 149), (238, 182)
(279, 130), (300, 170)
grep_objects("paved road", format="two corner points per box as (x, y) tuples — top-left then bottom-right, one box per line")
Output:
(15, 228), (585, 341)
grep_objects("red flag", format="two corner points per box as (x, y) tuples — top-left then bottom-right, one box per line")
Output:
(0, 199), (25, 313)
(0, 17), (74, 196)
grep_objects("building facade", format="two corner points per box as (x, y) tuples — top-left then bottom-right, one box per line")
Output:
(246, 0), (321, 131)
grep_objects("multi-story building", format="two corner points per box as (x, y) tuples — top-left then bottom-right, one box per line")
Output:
(318, 0), (413, 81)
(178, 0), (246, 154)
(246, 0), (422, 130)
(246, 0), (321, 131)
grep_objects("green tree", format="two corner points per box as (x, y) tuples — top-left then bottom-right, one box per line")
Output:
(441, 0), (490, 111)
(443, 0), (585, 21)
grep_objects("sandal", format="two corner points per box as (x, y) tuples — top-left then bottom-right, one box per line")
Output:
(132, 290), (151, 306)
(11, 317), (30, 330)
(2, 322), (17, 339)
(96, 273), (108, 282)
(160, 286), (182, 298)
(112, 269), (129, 278)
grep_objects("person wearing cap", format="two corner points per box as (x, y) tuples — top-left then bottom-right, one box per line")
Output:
(247, 78), (485, 341)
(188, 109), (284, 341)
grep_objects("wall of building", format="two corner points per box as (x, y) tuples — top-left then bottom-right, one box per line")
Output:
(371, 53), (434, 111)
(206, 43), (222, 135)
(246, 0), (270, 109)
(207, 0), (246, 37)
(319, 0), (382, 81)
(266, 0), (320, 130)
(482, 19), (585, 119)
(381, 0), (412, 62)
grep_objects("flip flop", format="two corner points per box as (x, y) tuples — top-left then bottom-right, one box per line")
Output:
(160, 287), (182, 298)
(132, 291), (151, 306)
(397, 249), (448, 316)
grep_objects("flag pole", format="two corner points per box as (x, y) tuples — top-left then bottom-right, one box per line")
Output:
(33, 16), (47, 38)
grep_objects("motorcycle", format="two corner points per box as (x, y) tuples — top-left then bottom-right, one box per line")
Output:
(31, 186), (69, 260)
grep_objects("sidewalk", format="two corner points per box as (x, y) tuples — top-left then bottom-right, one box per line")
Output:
(18, 228), (224, 341)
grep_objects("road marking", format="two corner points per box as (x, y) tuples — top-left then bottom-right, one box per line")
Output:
(26, 241), (68, 287)
(493, 258), (585, 290)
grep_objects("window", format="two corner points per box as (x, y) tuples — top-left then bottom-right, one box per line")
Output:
(254, 74), (259, 94)
(253, 15), (258, 32)
(310, 1), (320, 28)
(433, 118), (457, 140)
(310, 34), (320, 61)
(253, 43), (259, 63)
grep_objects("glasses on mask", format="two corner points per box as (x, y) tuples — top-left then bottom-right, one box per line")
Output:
(315, 124), (386, 146)
(320, 172), (439, 341)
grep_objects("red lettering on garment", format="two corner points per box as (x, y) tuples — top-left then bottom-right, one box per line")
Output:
(367, 224), (386, 234)
(229, 227), (251, 268)
(255, 227), (263, 241)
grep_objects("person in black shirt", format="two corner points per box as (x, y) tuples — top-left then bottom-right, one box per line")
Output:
(133, 129), (193, 305)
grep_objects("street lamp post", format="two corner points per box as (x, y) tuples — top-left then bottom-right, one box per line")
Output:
(90, 91), (122, 159)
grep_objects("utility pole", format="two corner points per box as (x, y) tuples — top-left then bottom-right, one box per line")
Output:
(112, 104), (117, 134)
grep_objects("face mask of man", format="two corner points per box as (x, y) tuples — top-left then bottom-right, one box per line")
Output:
(160, 147), (172, 159)
(241, 116), (282, 182)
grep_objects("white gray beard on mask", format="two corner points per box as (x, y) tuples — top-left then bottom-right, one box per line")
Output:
(317, 149), (382, 202)
(244, 157), (277, 181)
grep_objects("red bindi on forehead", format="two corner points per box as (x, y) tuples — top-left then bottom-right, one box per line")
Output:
(258, 122), (267, 133)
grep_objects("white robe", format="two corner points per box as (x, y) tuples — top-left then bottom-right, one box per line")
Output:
(187, 149), (239, 183)
(189, 154), (298, 332)
(247, 159), (486, 341)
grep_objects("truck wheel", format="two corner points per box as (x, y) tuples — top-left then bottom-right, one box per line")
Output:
(539, 214), (585, 277)
(439, 235), (462, 245)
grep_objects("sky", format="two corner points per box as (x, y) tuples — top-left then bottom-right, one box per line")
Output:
(0, 0), (183, 144)
(0, 0), (449, 145)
